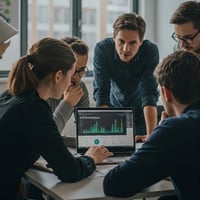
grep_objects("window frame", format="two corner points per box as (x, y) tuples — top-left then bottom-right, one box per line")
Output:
(0, 0), (138, 77)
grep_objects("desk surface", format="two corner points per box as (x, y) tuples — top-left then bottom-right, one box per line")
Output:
(25, 143), (175, 200)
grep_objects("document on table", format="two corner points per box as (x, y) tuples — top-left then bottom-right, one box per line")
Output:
(32, 157), (53, 173)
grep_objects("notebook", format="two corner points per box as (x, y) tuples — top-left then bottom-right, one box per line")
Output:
(76, 107), (135, 164)
(0, 17), (18, 43)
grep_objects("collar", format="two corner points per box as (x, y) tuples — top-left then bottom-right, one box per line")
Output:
(182, 100), (200, 113)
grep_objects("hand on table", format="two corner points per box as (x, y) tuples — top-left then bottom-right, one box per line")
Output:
(135, 134), (150, 143)
(85, 145), (113, 164)
(135, 111), (169, 143)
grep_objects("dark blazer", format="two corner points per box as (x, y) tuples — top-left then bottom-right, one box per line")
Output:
(103, 101), (200, 199)
(0, 90), (95, 199)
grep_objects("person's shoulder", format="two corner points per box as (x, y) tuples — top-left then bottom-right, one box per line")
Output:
(80, 80), (87, 87)
(23, 93), (52, 118)
(0, 90), (12, 105)
(0, 91), (50, 115)
(96, 37), (114, 48)
(155, 114), (194, 138)
(0, 89), (9, 98)
(142, 40), (158, 49)
(25, 93), (47, 106)
(11, 92), (49, 113)
(80, 80), (89, 92)
(139, 40), (159, 56)
(95, 37), (114, 57)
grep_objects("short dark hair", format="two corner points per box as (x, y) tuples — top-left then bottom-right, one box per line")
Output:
(154, 50), (200, 104)
(170, 1), (200, 30)
(112, 13), (146, 41)
(61, 36), (89, 55)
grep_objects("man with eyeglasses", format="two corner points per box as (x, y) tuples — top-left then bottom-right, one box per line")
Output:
(170, 1), (200, 53)
(154, 2), (200, 200)
(47, 37), (90, 133)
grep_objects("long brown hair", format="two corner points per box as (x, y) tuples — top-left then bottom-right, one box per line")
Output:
(9, 37), (76, 96)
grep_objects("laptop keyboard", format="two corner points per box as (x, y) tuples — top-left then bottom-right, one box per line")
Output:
(112, 151), (133, 157)
(99, 155), (131, 165)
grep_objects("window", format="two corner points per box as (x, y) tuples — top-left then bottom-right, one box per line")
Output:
(27, 0), (134, 73)
(82, 0), (133, 71)
(0, 0), (20, 76)
(27, 0), (71, 48)
(0, 0), (137, 76)
(38, 5), (49, 23)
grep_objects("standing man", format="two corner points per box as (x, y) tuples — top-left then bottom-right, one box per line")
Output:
(170, 1), (200, 52)
(93, 13), (159, 142)
(103, 50), (200, 200)
(47, 37), (90, 133)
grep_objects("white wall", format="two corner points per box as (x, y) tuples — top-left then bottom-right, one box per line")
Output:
(139, 0), (188, 60)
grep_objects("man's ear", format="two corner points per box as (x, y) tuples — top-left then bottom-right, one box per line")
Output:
(140, 38), (144, 45)
(162, 86), (172, 102)
(54, 70), (62, 84)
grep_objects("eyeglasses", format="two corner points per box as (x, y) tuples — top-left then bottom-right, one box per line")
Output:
(171, 30), (200, 44)
(73, 66), (89, 77)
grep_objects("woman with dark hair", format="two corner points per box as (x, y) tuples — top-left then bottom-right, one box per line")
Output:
(0, 37), (112, 200)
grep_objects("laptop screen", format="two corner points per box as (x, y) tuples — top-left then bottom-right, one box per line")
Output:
(76, 107), (135, 154)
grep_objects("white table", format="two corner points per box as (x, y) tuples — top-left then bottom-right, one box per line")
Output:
(25, 164), (175, 200)
(25, 143), (175, 200)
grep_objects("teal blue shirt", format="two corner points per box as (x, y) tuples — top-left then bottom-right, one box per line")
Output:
(93, 38), (159, 120)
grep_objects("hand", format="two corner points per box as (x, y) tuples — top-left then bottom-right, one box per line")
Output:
(135, 111), (169, 143)
(84, 145), (113, 164)
(135, 134), (150, 143)
(99, 105), (109, 108)
(0, 40), (10, 57)
(63, 85), (84, 106)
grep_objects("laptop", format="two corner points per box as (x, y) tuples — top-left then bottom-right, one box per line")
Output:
(76, 107), (135, 164)
(0, 17), (18, 43)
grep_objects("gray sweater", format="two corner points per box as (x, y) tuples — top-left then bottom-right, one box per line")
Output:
(47, 81), (89, 132)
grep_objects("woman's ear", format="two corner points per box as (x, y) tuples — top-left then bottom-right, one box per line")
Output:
(53, 70), (63, 84)
(162, 86), (172, 102)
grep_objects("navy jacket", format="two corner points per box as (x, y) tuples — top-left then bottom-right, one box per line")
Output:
(0, 90), (95, 200)
(93, 38), (159, 120)
(103, 101), (200, 199)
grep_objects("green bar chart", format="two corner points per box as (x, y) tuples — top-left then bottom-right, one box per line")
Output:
(83, 119), (124, 134)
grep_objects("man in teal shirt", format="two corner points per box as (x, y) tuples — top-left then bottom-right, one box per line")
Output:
(93, 13), (159, 142)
